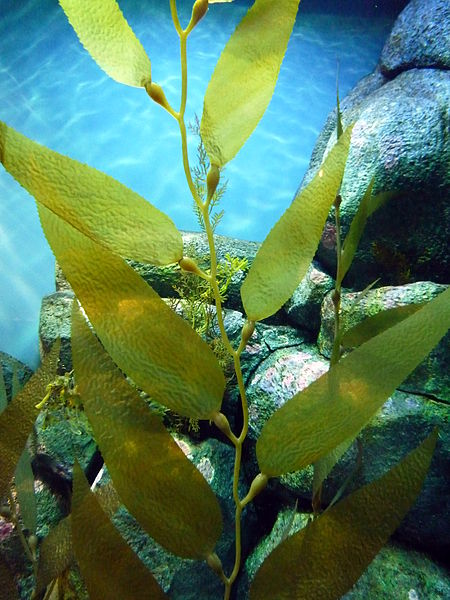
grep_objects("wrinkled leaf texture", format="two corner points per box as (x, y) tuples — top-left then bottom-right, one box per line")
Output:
(14, 449), (37, 535)
(0, 341), (59, 499)
(201, 0), (300, 166)
(257, 287), (450, 476)
(71, 304), (223, 559)
(59, 0), (151, 87)
(35, 517), (74, 595)
(37, 201), (225, 419)
(250, 429), (437, 599)
(71, 463), (168, 600)
(341, 304), (423, 348)
(0, 121), (182, 266)
(242, 125), (353, 322)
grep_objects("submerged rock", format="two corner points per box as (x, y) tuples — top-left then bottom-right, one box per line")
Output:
(299, 0), (450, 288)
(380, 0), (450, 74)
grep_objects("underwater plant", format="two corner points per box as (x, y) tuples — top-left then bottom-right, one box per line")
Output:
(0, 0), (449, 598)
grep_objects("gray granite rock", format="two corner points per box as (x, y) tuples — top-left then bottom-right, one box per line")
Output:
(312, 68), (450, 287)
(38, 291), (75, 373)
(380, 0), (450, 75)
(283, 262), (334, 335)
(297, 0), (450, 289)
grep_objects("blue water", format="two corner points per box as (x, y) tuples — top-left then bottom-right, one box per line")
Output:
(0, 0), (394, 368)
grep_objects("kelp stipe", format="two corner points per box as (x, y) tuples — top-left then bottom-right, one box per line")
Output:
(0, 1), (448, 598)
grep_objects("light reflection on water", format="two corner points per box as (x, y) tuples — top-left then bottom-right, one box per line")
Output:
(0, 0), (393, 367)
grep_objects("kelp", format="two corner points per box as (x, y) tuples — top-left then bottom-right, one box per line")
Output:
(0, 342), (59, 499)
(71, 463), (168, 600)
(0, 1), (448, 598)
(250, 429), (438, 599)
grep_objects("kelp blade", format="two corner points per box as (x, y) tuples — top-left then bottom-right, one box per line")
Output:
(38, 203), (225, 420)
(0, 342), (59, 498)
(0, 122), (182, 266)
(71, 463), (168, 600)
(201, 0), (300, 166)
(71, 305), (223, 559)
(250, 429), (437, 599)
(242, 126), (353, 322)
(337, 178), (374, 286)
(59, 0), (151, 87)
(257, 287), (450, 476)
(14, 449), (37, 535)
(342, 304), (423, 348)
(0, 365), (7, 413)
(35, 517), (74, 595)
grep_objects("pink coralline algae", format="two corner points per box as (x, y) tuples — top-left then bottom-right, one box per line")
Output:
(0, 518), (14, 542)
(321, 222), (337, 250)
(252, 351), (328, 408)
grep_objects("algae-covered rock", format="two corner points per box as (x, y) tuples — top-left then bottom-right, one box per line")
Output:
(38, 291), (74, 373)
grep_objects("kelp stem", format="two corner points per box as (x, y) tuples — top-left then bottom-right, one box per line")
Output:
(169, 7), (252, 597)
(330, 194), (343, 367)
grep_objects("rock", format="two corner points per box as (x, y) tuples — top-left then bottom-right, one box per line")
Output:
(298, 0), (450, 288)
(38, 291), (75, 373)
(0, 351), (33, 404)
(315, 69), (450, 287)
(318, 282), (449, 400)
(283, 262), (334, 335)
(344, 542), (450, 599)
(380, 0), (450, 75)
(245, 343), (329, 443)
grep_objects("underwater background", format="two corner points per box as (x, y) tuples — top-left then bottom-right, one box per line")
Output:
(0, 0), (406, 368)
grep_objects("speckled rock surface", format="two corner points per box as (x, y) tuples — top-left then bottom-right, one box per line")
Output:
(298, 0), (450, 288)
(245, 343), (329, 442)
(380, 0), (450, 74)
(283, 262), (334, 335)
(318, 282), (449, 400)
(38, 291), (74, 373)
(313, 68), (450, 287)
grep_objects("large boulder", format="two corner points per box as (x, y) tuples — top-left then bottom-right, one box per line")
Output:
(299, 0), (450, 288)
(380, 0), (450, 74)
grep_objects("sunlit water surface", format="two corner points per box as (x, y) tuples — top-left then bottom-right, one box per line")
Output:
(0, 0), (393, 367)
